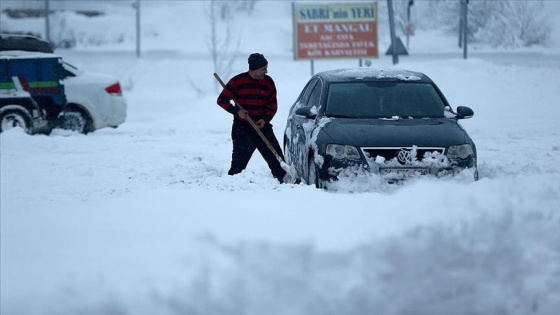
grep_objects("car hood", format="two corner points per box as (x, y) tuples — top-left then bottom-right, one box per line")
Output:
(318, 118), (469, 147)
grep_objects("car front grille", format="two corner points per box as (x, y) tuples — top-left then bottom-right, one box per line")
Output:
(361, 147), (445, 165)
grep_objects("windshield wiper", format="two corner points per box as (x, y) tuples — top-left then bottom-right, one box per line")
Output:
(327, 114), (354, 118)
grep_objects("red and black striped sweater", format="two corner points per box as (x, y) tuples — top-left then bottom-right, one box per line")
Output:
(217, 72), (278, 123)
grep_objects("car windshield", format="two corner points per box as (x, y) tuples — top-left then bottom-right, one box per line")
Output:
(325, 81), (446, 119)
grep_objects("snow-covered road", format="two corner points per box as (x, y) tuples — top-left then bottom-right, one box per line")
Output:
(2, 51), (559, 314)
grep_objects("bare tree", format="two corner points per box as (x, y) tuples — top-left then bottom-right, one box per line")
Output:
(421, 0), (552, 48)
(207, 0), (241, 93)
(477, 0), (551, 47)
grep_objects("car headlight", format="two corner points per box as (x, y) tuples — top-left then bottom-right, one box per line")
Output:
(447, 144), (474, 159)
(326, 144), (361, 160)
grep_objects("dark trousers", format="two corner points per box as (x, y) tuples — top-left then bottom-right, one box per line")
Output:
(228, 120), (287, 182)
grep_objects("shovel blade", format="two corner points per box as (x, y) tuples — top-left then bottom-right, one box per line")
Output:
(281, 162), (299, 184)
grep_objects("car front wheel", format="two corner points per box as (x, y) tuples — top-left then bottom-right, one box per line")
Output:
(0, 109), (31, 134)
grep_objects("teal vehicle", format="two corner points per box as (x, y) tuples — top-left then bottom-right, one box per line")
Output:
(0, 54), (67, 133)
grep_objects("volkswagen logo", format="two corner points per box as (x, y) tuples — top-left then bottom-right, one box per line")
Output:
(397, 149), (412, 164)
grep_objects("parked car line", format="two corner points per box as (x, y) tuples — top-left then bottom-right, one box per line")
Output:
(0, 34), (127, 134)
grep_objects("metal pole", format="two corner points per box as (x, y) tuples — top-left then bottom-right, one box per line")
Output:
(311, 60), (314, 76)
(136, 0), (141, 58)
(45, 0), (50, 43)
(387, 0), (398, 65)
(463, 0), (468, 59)
(458, 1), (463, 48)
(406, 0), (412, 50)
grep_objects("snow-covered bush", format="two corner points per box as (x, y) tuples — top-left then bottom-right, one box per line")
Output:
(399, 0), (552, 48)
(476, 1), (552, 47)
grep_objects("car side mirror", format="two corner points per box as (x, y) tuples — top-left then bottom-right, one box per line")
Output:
(295, 106), (317, 119)
(456, 106), (474, 119)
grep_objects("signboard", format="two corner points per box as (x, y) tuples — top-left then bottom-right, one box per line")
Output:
(293, 2), (378, 60)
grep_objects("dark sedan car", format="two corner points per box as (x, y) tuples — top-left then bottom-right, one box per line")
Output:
(283, 68), (478, 188)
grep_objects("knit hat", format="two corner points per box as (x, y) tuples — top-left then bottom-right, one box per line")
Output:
(248, 53), (268, 71)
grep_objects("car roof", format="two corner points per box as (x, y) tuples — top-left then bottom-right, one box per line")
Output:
(314, 68), (432, 83)
(0, 50), (63, 61)
(0, 33), (54, 53)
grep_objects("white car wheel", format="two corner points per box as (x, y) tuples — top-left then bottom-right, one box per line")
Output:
(61, 110), (88, 133)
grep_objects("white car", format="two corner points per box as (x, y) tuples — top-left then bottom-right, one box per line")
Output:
(61, 61), (127, 133)
(0, 50), (127, 134)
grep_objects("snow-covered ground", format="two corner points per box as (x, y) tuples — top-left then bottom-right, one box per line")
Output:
(1, 1), (560, 314)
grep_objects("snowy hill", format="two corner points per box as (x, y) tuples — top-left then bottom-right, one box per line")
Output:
(1, 1), (560, 315)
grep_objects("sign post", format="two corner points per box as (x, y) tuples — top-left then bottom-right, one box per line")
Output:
(387, 0), (398, 65)
(293, 2), (378, 75)
(406, 0), (413, 50)
(45, 0), (50, 43)
(135, 0), (141, 58)
(462, 0), (469, 59)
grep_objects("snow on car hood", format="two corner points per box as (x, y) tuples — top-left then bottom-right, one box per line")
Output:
(318, 118), (469, 148)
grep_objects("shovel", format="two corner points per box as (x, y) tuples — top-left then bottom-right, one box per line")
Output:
(213, 73), (296, 183)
